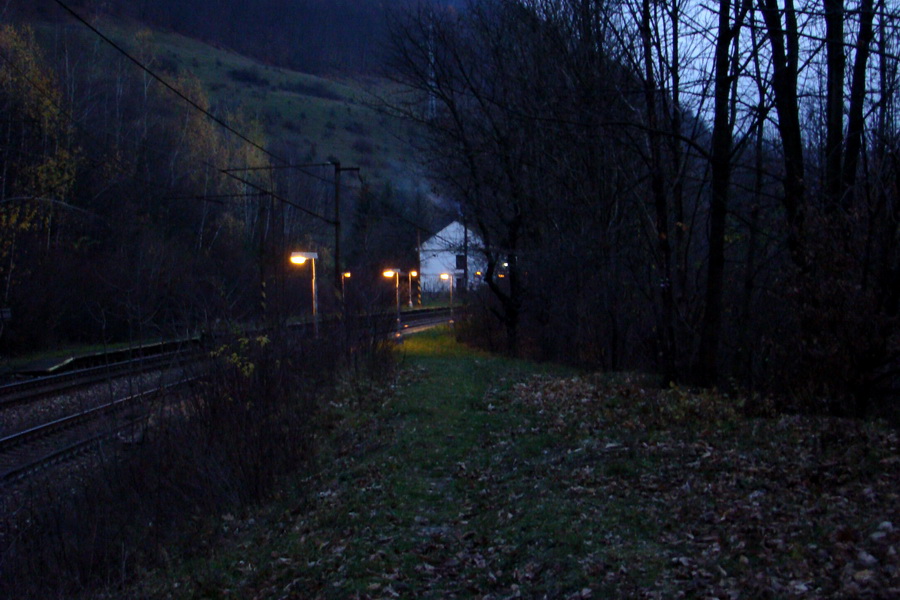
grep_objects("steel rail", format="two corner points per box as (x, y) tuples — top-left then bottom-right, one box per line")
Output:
(0, 377), (195, 485)
(0, 307), (455, 485)
(0, 350), (202, 408)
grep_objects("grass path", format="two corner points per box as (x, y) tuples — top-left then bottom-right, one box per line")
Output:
(179, 329), (608, 599)
(280, 330), (595, 598)
(144, 328), (899, 600)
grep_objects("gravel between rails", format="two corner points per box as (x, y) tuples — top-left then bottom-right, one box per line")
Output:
(0, 366), (199, 439)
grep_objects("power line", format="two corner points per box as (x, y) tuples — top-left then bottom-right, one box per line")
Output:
(164, 192), (270, 205)
(218, 169), (336, 225)
(224, 162), (337, 186)
(49, 0), (285, 166)
(14, 2), (409, 239)
(46, 0), (344, 224)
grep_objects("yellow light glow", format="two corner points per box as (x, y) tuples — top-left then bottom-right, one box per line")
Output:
(498, 273), (506, 278)
(440, 273), (450, 281)
(475, 271), (482, 276)
(290, 251), (317, 264)
(343, 272), (351, 278)
(410, 270), (418, 277)
(383, 270), (396, 278)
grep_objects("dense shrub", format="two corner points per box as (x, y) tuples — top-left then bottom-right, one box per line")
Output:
(0, 323), (395, 598)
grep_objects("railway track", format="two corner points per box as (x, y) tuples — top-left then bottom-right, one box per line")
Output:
(0, 307), (453, 486)
(0, 348), (200, 408)
(0, 377), (196, 485)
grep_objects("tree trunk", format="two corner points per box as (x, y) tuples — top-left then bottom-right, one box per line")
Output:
(699, 0), (746, 385)
(841, 0), (876, 202)
(641, 0), (677, 383)
(823, 0), (845, 210)
(758, 0), (807, 270)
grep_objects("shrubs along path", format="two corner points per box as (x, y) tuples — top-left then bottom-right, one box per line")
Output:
(135, 328), (899, 599)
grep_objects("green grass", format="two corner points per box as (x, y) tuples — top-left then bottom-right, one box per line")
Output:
(132, 329), (611, 598)
(122, 328), (900, 599)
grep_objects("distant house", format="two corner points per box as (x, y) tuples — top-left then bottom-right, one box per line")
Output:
(419, 221), (486, 293)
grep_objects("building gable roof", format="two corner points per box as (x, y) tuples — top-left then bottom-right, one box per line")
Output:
(421, 221), (482, 253)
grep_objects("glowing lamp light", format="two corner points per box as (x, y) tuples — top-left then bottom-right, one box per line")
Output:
(440, 273), (450, 281)
(383, 270), (396, 278)
(343, 272), (351, 278)
(410, 270), (418, 277)
(289, 251), (319, 337)
(290, 251), (317, 265)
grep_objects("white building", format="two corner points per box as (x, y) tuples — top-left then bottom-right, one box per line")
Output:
(419, 221), (486, 293)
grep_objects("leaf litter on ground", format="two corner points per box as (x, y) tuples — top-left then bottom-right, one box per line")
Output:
(133, 341), (899, 600)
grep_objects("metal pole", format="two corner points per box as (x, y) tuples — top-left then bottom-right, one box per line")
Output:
(395, 272), (401, 329)
(312, 258), (319, 338)
(332, 162), (359, 297)
(449, 275), (454, 324)
(416, 229), (422, 306)
(333, 161), (342, 294)
(407, 273), (413, 308)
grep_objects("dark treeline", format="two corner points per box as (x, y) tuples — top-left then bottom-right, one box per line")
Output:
(116, 0), (388, 73)
(385, 0), (900, 416)
(0, 17), (392, 352)
(0, 1), (448, 357)
(17, 0), (461, 75)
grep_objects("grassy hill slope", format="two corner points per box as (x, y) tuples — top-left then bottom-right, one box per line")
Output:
(38, 15), (420, 187)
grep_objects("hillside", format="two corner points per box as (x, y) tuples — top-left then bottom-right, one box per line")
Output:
(0, 8), (434, 354)
(35, 14), (422, 189)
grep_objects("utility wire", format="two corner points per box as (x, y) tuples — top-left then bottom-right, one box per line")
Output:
(4, 7), (336, 224)
(49, 0), (285, 166)
(21, 1), (410, 236)
(224, 162), (337, 186)
(49, 0), (341, 224)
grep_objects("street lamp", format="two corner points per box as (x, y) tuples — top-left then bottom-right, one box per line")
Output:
(407, 270), (418, 308)
(383, 269), (401, 330)
(341, 271), (351, 298)
(290, 251), (318, 337)
(440, 272), (454, 323)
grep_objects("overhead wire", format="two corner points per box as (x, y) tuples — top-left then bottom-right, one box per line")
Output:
(5, 2), (336, 224)
(26, 0), (446, 247)
(52, 0), (336, 223)
(49, 0), (284, 166)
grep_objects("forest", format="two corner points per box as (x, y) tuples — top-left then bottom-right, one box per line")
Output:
(0, 0), (898, 417)
(0, 9), (409, 352)
(384, 0), (900, 416)
(1, 2), (899, 595)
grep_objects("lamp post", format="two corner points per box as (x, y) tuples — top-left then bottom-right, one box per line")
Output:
(290, 251), (318, 337)
(440, 272), (454, 323)
(341, 271), (351, 298)
(383, 269), (401, 330)
(407, 270), (417, 308)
